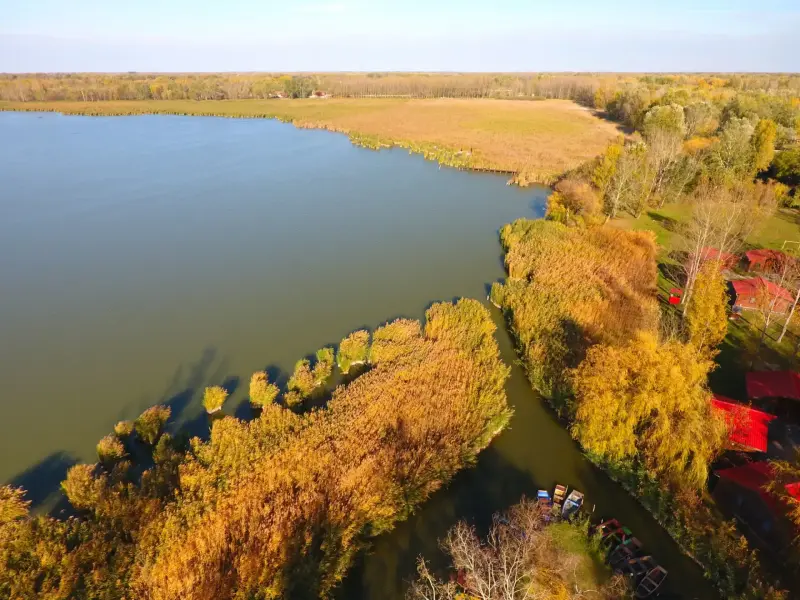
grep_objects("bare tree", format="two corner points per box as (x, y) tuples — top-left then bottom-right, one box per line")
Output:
(680, 182), (772, 315)
(407, 499), (628, 600)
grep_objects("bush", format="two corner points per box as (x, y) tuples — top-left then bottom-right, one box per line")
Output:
(336, 330), (370, 373)
(202, 386), (228, 414)
(114, 420), (134, 438)
(134, 405), (171, 446)
(312, 347), (334, 384)
(249, 371), (279, 408)
(287, 359), (315, 398)
(96, 434), (126, 465)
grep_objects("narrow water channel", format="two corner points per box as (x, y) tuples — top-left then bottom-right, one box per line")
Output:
(0, 112), (716, 599)
(341, 307), (718, 600)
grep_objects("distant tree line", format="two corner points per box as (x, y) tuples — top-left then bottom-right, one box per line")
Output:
(3, 72), (800, 105)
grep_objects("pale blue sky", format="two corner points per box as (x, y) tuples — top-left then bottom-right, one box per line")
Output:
(1, 0), (798, 72)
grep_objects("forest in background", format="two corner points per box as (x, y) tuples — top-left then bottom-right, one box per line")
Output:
(2, 72), (800, 104)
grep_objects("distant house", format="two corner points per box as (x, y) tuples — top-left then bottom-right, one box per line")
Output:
(712, 461), (799, 554)
(730, 277), (793, 313)
(310, 90), (330, 99)
(693, 247), (737, 269)
(745, 249), (791, 274)
(712, 395), (776, 452)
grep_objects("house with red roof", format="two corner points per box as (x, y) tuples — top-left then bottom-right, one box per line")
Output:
(693, 247), (737, 269)
(744, 249), (792, 274)
(713, 461), (800, 553)
(747, 371), (800, 402)
(730, 277), (793, 314)
(712, 395), (776, 452)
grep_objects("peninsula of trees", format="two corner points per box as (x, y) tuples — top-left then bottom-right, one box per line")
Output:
(0, 299), (511, 600)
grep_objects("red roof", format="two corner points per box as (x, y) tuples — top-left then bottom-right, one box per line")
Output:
(700, 247), (736, 265)
(746, 249), (785, 263)
(747, 371), (800, 401)
(716, 462), (800, 515)
(731, 277), (794, 303)
(712, 395), (776, 452)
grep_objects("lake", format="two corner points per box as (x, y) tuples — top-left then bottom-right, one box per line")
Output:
(0, 111), (715, 598)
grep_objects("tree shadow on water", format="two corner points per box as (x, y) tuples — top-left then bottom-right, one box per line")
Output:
(337, 447), (539, 600)
(8, 451), (78, 515)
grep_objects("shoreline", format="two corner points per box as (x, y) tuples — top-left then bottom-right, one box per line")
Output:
(0, 98), (619, 186)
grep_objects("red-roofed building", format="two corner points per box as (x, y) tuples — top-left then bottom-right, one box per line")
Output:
(694, 247), (737, 269)
(745, 249), (792, 274)
(713, 461), (800, 553)
(746, 371), (800, 402)
(730, 277), (793, 314)
(712, 395), (776, 452)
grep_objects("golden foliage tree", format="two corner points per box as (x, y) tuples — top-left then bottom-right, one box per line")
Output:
(752, 118), (778, 173)
(336, 329), (370, 373)
(202, 385), (228, 414)
(571, 331), (726, 490)
(248, 370), (279, 408)
(685, 259), (729, 356)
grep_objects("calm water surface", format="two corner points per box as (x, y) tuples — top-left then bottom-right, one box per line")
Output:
(0, 112), (714, 598)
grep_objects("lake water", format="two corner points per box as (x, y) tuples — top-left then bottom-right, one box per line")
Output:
(0, 112), (715, 598)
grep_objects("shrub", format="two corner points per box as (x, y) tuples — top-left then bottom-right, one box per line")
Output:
(114, 420), (134, 438)
(202, 386), (228, 414)
(134, 405), (171, 446)
(97, 434), (126, 465)
(336, 330), (370, 373)
(287, 359), (315, 398)
(249, 371), (279, 408)
(312, 347), (334, 384)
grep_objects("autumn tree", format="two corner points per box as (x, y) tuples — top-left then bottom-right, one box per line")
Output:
(134, 405), (171, 445)
(592, 139), (624, 198)
(767, 451), (800, 535)
(752, 118), (778, 173)
(604, 142), (649, 219)
(685, 259), (729, 356)
(287, 358), (315, 397)
(571, 331), (726, 489)
(202, 385), (228, 414)
(709, 117), (755, 183)
(249, 370), (279, 408)
(337, 329), (370, 373)
(409, 498), (628, 600)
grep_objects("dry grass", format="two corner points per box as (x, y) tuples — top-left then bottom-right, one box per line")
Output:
(1, 98), (621, 183)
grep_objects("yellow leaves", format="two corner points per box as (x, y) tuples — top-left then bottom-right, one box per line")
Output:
(571, 331), (725, 490)
(202, 386), (228, 414)
(495, 220), (658, 398)
(248, 371), (278, 408)
(132, 300), (511, 600)
(336, 329), (370, 373)
(686, 259), (729, 357)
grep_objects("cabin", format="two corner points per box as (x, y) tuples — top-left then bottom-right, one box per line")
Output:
(712, 462), (799, 555)
(744, 249), (791, 274)
(712, 395), (776, 453)
(747, 371), (800, 402)
(310, 90), (330, 99)
(693, 247), (737, 269)
(730, 277), (793, 314)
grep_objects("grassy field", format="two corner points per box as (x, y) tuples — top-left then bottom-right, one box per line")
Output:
(0, 98), (621, 184)
(614, 205), (800, 254)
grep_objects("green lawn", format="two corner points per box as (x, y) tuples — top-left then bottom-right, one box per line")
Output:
(615, 203), (800, 400)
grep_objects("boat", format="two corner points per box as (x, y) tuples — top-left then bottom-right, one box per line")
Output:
(552, 484), (567, 514)
(561, 489), (584, 518)
(635, 566), (668, 598)
(608, 537), (643, 570)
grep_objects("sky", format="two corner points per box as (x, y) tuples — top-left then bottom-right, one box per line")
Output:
(1, 0), (798, 72)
